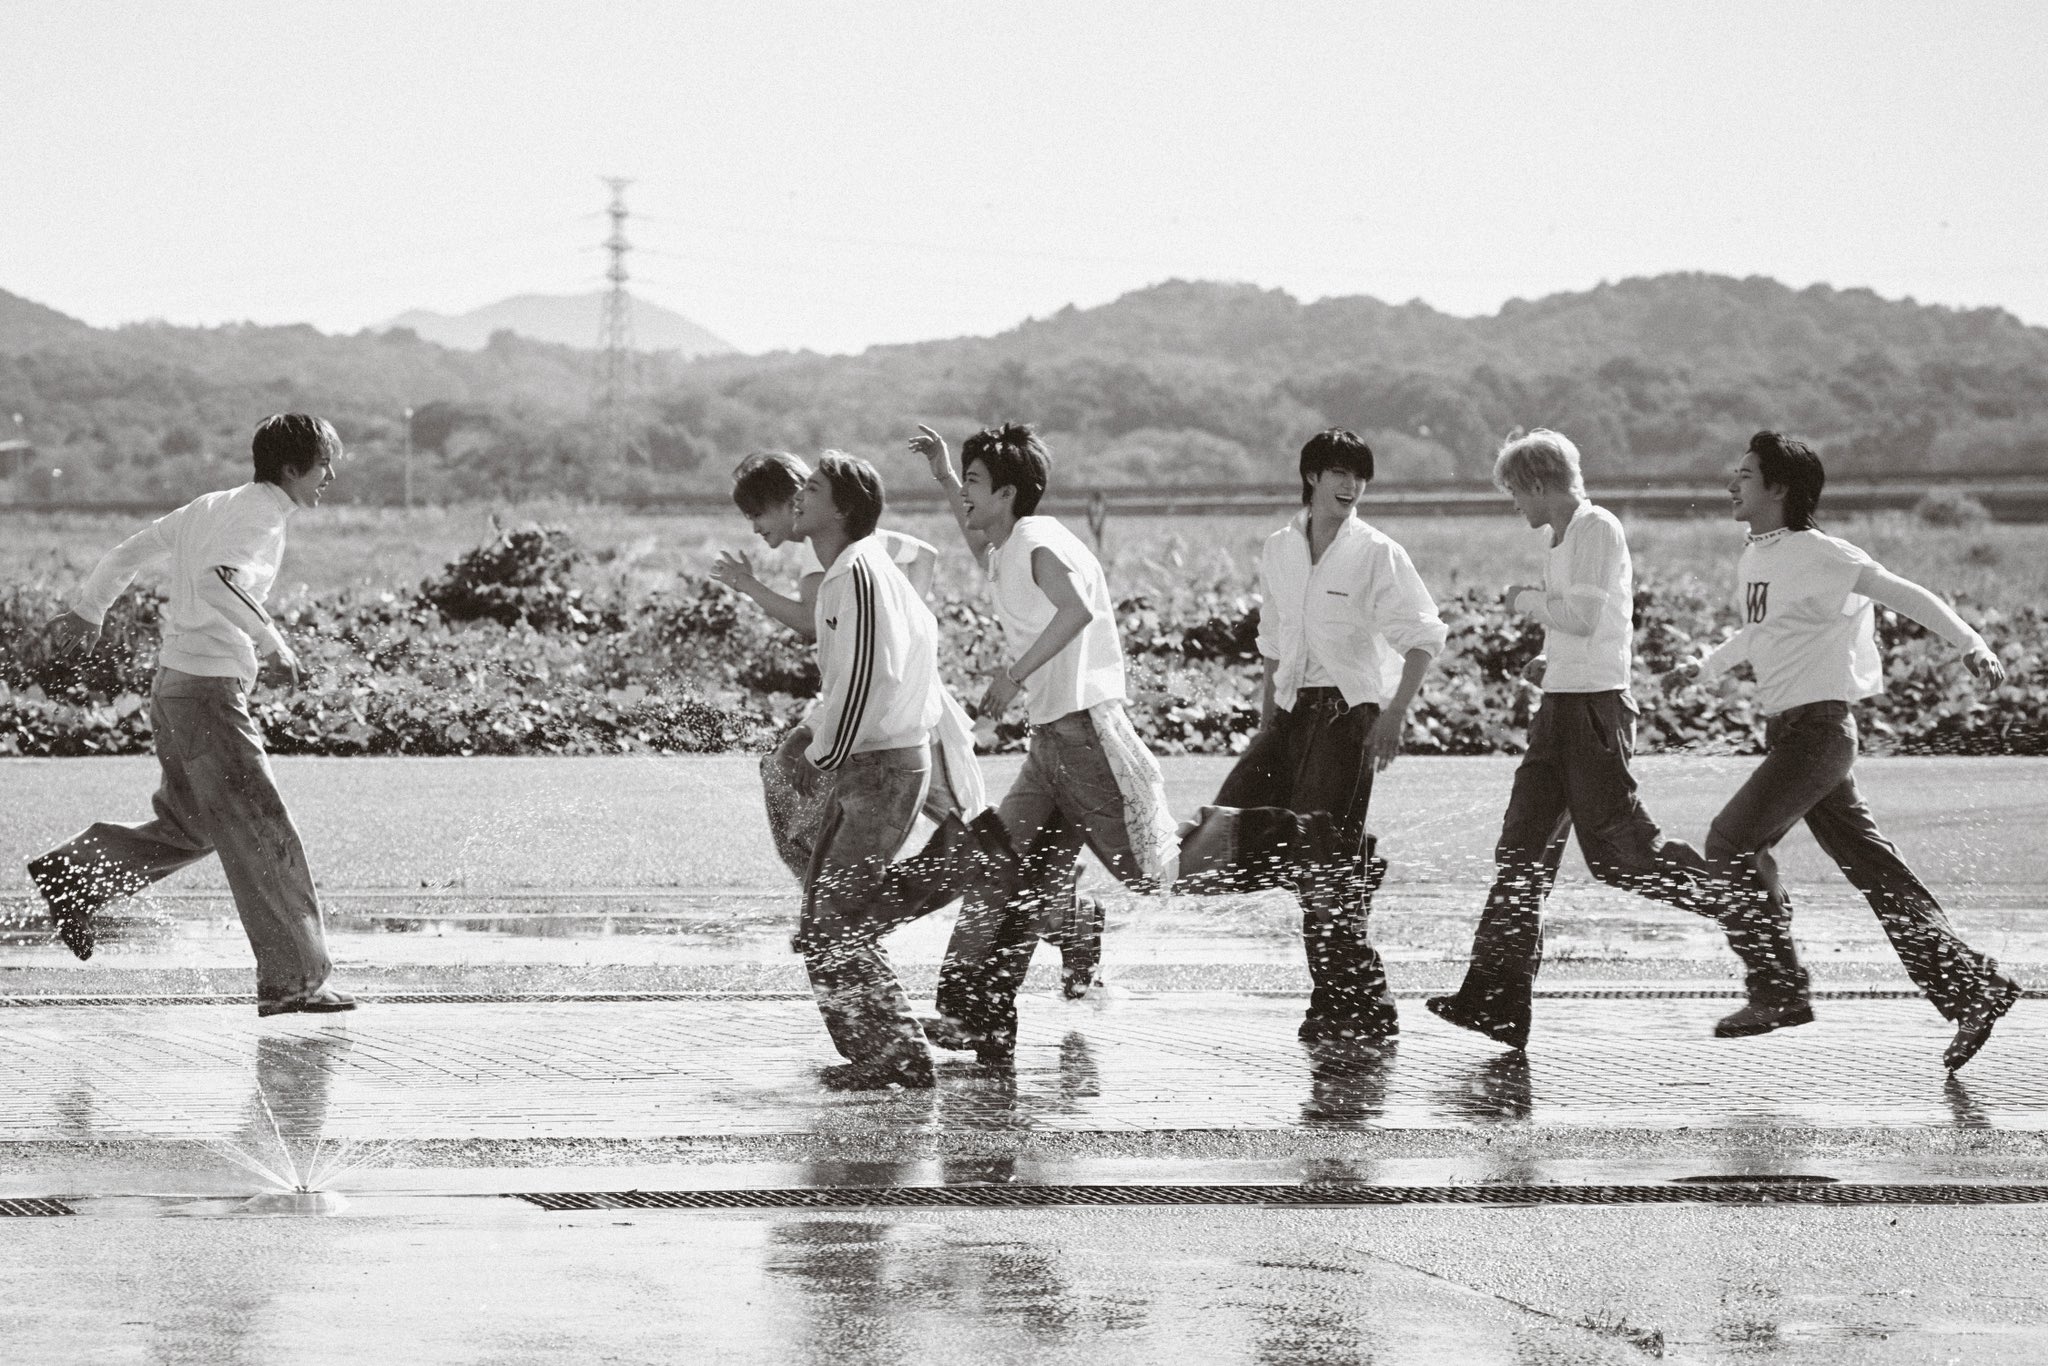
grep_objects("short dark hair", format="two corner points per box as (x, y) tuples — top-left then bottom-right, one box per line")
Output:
(251, 414), (340, 484)
(1748, 430), (1825, 530)
(961, 423), (1051, 517)
(814, 450), (884, 541)
(731, 450), (808, 515)
(1298, 428), (1374, 504)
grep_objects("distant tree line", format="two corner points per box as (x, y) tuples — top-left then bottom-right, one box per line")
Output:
(3, 272), (2045, 505)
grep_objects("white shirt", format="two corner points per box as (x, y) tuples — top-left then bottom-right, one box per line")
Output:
(71, 481), (294, 685)
(990, 516), (1126, 726)
(1256, 511), (1448, 712)
(1699, 529), (1883, 715)
(805, 535), (944, 770)
(795, 527), (931, 579)
(1514, 502), (1633, 694)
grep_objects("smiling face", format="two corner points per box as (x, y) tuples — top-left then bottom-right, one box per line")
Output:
(1728, 451), (1783, 528)
(790, 470), (840, 541)
(960, 458), (1015, 533)
(278, 449), (336, 508)
(1306, 467), (1363, 523)
(746, 497), (800, 548)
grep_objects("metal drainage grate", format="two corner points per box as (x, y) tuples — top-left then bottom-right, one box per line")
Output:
(513, 1183), (2048, 1213)
(0, 991), (812, 1009)
(0, 1198), (75, 1217)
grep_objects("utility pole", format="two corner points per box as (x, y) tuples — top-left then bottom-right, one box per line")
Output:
(402, 406), (415, 509)
(592, 176), (636, 463)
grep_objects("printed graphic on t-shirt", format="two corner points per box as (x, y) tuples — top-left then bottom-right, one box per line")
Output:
(1746, 581), (1769, 623)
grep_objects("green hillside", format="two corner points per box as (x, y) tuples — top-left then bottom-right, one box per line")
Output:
(4, 274), (2045, 504)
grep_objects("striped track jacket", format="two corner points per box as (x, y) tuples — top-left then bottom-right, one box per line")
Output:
(804, 535), (944, 771)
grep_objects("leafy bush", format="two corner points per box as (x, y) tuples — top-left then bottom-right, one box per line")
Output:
(4, 524), (2045, 759)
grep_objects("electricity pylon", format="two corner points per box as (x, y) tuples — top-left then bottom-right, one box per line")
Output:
(592, 177), (636, 461)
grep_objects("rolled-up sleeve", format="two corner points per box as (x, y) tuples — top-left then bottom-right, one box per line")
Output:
(1254, 541), (1283, 661)
(1369, 541), (1449, 658)
(1519, 516), (1625, 638)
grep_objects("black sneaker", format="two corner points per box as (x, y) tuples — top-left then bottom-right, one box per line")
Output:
(918, 1014), (1016, 1064)
(819, 1051), (936, 1091)
(1424, 993), (1529, 1051)
(26, 854), (97, 962)
(1946, 979), (2023, 1072)
(1712, 998), (1816, 1039)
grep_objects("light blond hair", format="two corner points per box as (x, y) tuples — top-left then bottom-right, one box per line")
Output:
(1493, 429), (1586, 497)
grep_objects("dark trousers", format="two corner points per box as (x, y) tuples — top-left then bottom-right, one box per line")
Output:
(1212, 688), (1396, 1031)
(935, 710), (1144, 1038)
(30, 668), (332, 1005)
(1705, 701), (2013, 1019)
(1447, 689), (1789, 1016)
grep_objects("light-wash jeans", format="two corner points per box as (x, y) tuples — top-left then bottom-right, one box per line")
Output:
(935, 709), (1142, 1038)
(762, 724), (958, 883)
(30, 668), (333, 1005)
(794, 745), (944, 1065)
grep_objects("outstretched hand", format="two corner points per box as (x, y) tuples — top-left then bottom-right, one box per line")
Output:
(1964, 644), (2007, 688)
(45, 612), (100, 656)
(909, 424), (955, 483)
(709, 549), (759, 593)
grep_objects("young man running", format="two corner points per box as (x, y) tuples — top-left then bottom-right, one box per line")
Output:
(785, 452), (1007, 1090)
(909, 422), (1179, 1061)
(27, 414), (354, 1017)
(1425, 430), (1783, 1050)
(709, 451), (976, 880)
(1662, 431), (2019, 1070)
(1212, 429), (1447, 1044)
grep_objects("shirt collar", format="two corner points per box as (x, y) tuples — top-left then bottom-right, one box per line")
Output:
(1746, 526), (1795, 547)
(820, 534), (877, 581)
(1290, 508), (1363, 547)
(255, 481), (299, 518)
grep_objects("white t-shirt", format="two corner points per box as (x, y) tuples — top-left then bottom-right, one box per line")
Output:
(990, 516), (1126, 725)
(1514, 502), (1633, 694)
(1699, 529), (1883, 714)
(795, 528), (930, 579)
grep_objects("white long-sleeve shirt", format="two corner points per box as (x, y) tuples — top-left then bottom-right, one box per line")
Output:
(1256, 511), (1448, 711)
(70, 481), (294, 685)
(1512, 501), (1634, 693)
(1698, 529), (1884, 715)
(804, 535), (944, 771)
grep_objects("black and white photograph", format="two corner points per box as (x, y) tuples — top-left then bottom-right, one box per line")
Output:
(4, 2), (2047, 1361)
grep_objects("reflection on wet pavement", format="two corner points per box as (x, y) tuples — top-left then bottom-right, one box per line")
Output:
(3, 995), (2044, 1144)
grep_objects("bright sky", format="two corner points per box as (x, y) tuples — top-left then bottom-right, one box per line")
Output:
(8, 1), (2047, 355)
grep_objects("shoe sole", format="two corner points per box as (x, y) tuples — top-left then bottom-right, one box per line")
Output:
(1713, 1005), (1816, 1039)
(1424, 996), (1529, 1050)
(257, 1000), (359, 1018)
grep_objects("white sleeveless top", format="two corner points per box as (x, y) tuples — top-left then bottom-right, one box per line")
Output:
(990, 516), (1126, 725)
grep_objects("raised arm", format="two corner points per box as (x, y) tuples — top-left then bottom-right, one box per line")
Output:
(1856, 563), (2006, 684)
(909, 425), (992, 568)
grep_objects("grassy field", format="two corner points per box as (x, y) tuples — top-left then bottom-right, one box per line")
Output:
(4, 502), (2041, 611)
